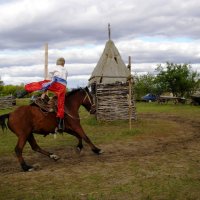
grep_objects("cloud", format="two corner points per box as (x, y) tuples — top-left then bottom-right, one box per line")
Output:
(0, 0), (199, 87)
(118, 39), (200, 64)
(1, 0), (200, 49)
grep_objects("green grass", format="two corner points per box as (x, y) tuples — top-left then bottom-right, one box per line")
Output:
(136, 102), (200, 119)
(0, 101), (199, 153)
(0, 101), (200, 200)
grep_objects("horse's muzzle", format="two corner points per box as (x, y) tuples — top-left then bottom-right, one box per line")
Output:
(89, 105), (96, 114)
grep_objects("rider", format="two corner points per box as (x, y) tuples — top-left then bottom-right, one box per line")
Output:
(17, 57), (68, 132)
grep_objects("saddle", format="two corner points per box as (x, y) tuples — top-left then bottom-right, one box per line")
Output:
(33, 95), (58, 113)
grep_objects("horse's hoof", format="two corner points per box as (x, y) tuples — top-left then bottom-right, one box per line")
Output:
(22, 166), (34, 172)
(99, 149), (104, 154)
(75, 146), (82, 154)
(92, 148), (104, 155)
(50, 154), (60, 161)
(21, 163), (34, 172)
(28, 167), (35, 172)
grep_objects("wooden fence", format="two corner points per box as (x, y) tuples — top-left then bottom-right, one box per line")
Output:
(0, 95), (16, 109)
(93, 82), (136, 121)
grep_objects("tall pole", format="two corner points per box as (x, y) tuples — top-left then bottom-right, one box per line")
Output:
(44, 43), (48, 80)
(108, 23), (111, 40)
(128, 56), (132, 130)
(43, 43), (49, 97)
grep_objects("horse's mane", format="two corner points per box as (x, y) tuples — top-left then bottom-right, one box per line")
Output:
(66, 88), (83, 97)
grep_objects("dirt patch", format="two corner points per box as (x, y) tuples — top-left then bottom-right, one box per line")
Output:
(0, 112), (200, 200)
(0, 113), (199, 174)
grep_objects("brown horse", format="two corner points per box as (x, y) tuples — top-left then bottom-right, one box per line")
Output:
(0, 87), (102, 171)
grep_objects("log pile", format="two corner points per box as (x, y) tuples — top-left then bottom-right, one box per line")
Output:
(94, 82), (136, 121)
(0, 95), (15, 109)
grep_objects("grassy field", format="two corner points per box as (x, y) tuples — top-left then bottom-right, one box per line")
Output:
(0, 100), (199, 200)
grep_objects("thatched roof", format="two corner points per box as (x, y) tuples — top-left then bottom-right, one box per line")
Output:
(88, 40), (130, 85)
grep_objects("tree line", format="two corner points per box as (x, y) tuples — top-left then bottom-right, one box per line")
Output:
(0, 62), (199, 99)
(134, 62), (200, 100)
(0, 82), (24, 97)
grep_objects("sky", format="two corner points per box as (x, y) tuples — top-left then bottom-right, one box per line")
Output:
(0, 0), (200, 88)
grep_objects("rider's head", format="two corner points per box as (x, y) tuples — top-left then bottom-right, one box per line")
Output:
(56, 57), (65, 66)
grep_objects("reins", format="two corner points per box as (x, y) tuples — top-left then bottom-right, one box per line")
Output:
(38, 88), (94, 120)
(82, 89), (95, 113)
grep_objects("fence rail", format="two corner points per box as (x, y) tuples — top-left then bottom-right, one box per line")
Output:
(0, 95), (16, 109)
(94, 82), (136, 121)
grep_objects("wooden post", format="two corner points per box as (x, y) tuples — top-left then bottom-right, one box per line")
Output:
(95, 82), (98, 120)
(108, 23), (111, 40)
(44, 43), (48, 97)
(128, 56), (132, 130)
(44, 43), (48, 80)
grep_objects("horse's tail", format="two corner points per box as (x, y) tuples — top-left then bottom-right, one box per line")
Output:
(0, 113), (10, 132)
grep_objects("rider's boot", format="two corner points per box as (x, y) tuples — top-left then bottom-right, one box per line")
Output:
(57, 117), (64, 133)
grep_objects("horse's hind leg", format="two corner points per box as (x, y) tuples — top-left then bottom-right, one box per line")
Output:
(15, 135), (33, 172)
(28, 133), (60, 161)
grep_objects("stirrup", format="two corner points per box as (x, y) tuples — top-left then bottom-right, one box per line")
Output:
(55, 127), (63, 134)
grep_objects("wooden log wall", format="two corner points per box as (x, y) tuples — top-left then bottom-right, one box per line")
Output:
(0, 95), (15, 109)
(95, 82), (136, 121)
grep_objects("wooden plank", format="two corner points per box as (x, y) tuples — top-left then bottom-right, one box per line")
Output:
(0, 95), (15, 109)
(94, 82), (136, 121)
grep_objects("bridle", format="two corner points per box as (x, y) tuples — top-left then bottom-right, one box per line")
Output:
(82, 88), (96, 113)
(65, 88), (96, 120)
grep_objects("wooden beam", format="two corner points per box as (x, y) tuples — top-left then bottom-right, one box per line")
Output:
(108, 23), (111, 40)
(128, 56), (132, 130)
(44, 43), (48, 80)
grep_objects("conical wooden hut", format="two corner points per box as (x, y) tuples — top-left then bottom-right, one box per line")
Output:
(88, 39), (136, 121)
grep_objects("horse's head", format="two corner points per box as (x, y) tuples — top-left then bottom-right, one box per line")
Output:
(82, 87), (96, 114)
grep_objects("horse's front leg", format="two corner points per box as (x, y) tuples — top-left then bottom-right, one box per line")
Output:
(73, 125), (103, 155)
(67, 129), (83, 153)
(15, 135), (34, 172)
(28, 133), (60, 161)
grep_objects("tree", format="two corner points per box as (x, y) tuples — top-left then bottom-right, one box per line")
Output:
(155, 62), (200, 97)
(134, 73), (157, 100)
(0, 80), (4, 95)
(0, 85), (24, 96)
